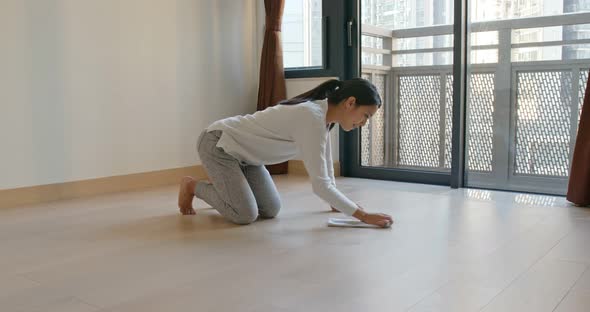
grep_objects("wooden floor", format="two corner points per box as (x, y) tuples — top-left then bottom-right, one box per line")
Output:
(1, 175), (590, 312)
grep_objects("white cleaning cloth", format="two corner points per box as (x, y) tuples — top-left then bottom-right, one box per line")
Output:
(327, 218), (392, 229)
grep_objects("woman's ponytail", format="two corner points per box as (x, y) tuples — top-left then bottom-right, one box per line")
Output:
(280, 79), (342, 105)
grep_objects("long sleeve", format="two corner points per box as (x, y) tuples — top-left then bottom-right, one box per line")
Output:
(325, 130), (337, 186)
(293, 123), (357, 216)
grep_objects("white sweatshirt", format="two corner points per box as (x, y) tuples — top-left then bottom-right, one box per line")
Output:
(206, 99), (358, 216)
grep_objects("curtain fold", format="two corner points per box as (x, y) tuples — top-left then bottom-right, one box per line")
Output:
(567, 70), (590, 206)
(257, 0), (288, 175)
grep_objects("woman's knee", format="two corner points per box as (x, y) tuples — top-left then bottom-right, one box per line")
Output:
(259, 199), (281, 219)
(231, 212), (258, 225)
(228, 204), (258, 225)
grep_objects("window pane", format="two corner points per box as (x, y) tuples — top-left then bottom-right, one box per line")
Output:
(470, 49), (498, 63)
(397, 35), (453, 50)
(511, 24), (590, 61)
(362, 35), (384, 49)
(466, 0), (590, 195)
(360, 0), (455, 172)
(362, 52), (384, 65)
(471, 31), (498, 45)
(395, 52), (454, 67)
(282, 0), (323, 68)
(362, 0), (453, 29)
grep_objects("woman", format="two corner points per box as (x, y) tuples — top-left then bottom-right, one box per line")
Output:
(178, 78), (393, 228)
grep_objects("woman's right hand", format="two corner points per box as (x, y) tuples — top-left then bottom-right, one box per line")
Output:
(353, 209), (393, 228)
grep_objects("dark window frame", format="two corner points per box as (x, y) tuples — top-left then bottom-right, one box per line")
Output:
(283, 0), (348, 79)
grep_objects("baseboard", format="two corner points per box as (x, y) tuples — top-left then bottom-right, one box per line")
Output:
(0, 160), (341, 209)
(0, 166), (208, 209)
(288, 160), (341, 177)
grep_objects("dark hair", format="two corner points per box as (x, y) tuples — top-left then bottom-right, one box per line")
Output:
(280, 78), (381, 131)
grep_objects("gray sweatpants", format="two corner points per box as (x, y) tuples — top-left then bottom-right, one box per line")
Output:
(195, 130), (282, 225)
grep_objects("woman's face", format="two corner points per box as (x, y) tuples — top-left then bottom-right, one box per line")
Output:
(339, 97), (379, 132)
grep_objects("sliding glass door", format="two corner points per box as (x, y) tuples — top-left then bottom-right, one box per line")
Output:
(341, 0), (457, 185)
(464, 0), (590, 195)
(343, 0), (589, 195)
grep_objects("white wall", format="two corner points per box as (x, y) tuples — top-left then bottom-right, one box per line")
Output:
(0, 0), (260, 189)
(285, 77), (340, 162)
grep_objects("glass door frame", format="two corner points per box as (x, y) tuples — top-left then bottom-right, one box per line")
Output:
(340, 0), (468, 188)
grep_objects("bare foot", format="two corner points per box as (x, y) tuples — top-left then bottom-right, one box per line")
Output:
(178, 176), (197, 215)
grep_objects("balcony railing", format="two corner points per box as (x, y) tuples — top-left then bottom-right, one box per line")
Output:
(359, 12), (590, 193)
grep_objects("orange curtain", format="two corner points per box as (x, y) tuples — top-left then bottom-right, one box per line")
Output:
(567, 70), (590, 206)
(257, 0), (288, 174)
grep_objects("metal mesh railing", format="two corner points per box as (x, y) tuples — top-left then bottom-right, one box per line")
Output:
(466, 73), (495, 172)
(360, 72), (386, 167)
(361, 73), (372, 166)
(444, 75), (454, 169)
(515, 70), (573, 177)
(398, 74), (442, 168)
(580, 70), (589, 126)
(360, 67), (586, 176)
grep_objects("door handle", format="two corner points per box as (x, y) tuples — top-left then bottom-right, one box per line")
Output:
(347, 19), (354, 47)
